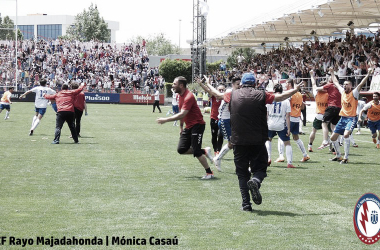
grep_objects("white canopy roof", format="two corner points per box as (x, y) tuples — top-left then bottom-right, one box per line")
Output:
(208, 0), (380, 49)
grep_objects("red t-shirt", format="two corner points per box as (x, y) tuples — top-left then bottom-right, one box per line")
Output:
(179, 89), (205, 129)
(225, 90), (274, 104)
(224, 91), (232, 103)
(74, 92), (86, 111)
(45, 85), (85, 112)
(323, 83), (342, 108)
(210, 96), (221, 120)
(265, 92), (275, 104)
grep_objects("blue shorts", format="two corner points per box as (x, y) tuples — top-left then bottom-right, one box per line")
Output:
(218, 118), (231, 141)
(268, 127), (290, 141)
(51, 103), (57, 113)
(172, 105), (179, 114)
(334, 116), (357, 135)
(35, 107), (47, 116)
(0, 104), (10, 110)
(290, 121), (299, 135)
(368, 120), (380, 134)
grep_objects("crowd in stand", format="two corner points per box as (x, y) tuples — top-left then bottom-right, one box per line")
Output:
(210, 30), (380, 91)
(2, 29), (380, 94)
(0, 39), (165, 93)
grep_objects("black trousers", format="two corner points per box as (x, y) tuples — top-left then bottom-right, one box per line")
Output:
(210, 118), (223, 152)
(74, 108), (83, 136)
(301, 108), (307, 126)
(177, 123), (205, 158)
(54, 111), (78, 143)
(153, 100), (161, 113)
(233, 144), (268, 207)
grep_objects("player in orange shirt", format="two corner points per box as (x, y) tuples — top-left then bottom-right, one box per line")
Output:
(308, 70), (328, 152)
(286, 79), (310, 162)
(0, 87), (14, 120)
(329, 67), (374, 164)
(358, 92), (380, 148)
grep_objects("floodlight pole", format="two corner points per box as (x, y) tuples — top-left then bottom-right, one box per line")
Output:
(179, 19), (181, 54)
(15, 0), (18, 90)
(192, 0), (207, 83)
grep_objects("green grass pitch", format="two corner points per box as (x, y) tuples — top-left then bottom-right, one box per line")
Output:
(0, 102), (379, 249)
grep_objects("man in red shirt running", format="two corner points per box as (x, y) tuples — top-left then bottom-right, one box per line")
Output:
(156, 76), (215, 179)
(72, 82), (88, 138)
(44, 81), (86, 144)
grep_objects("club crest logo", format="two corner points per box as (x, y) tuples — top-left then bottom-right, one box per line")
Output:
(353, 193), (380, 245)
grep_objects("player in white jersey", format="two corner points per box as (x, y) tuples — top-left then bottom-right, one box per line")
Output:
(198, 76), (241, 171)
(265, 84), (295, 168)
(19, 79), (56, 135)
(355, 97), (367, 135)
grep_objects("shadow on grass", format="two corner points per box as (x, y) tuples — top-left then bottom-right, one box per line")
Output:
(269, 166), (309, 170)
(184, 176), (222, 181)
(252, 210), (339, 217)
(217, 171), (236, 176)
(351, 161), (375, 165)
(53, 142), (99, 145)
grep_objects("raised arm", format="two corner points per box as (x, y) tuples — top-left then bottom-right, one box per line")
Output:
(310, 69), (317, 92)
(329, 67), (342, 91)
(273, 82), (304, 102)
(198, 75), (224, 100)
(356, 67), (374, 92)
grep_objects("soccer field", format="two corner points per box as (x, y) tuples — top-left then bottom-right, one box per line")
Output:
(0, 102), (379, 249)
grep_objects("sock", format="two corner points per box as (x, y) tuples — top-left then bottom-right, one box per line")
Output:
(286, 145), (293, 164)
(265, 141), (272, 160)
(296, 139), (307, 157)
(31, 118), (40, 131)
(205, 168), (213, 174)
(339, 135), (343, 144)
(5, 111), (9, 118)
(31, 116), (37, 128)
(344, 137), (350, 159)
(217, 143), (230, 160)
(377, 139), (380, 145)
(278, 139), (284, 158)
(322, 139), (329, 145)
(332, 140), (341, 158)
(349, 134), (355, 145)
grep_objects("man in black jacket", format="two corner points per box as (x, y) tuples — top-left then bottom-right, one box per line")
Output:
(230, 73), (303, 211)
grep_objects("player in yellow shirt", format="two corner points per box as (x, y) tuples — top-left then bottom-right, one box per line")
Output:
(329, 67), (374, 164)
(358, 92), (380, 148)
(0, 87), (14, 120)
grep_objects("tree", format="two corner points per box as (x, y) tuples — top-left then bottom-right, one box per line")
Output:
(207, 60), (223, 74)
(0, 16), (23, 40)
(226, 48), (255, 68)
(159, 59), (192, 83)
(65, 3), (110, 42)
(132, 33), (180, 56)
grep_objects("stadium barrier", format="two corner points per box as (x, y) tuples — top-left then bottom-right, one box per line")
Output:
(2, 92), (165, 105)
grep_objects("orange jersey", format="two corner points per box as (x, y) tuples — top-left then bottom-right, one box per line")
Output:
(367, 101), (380, 121)
(339, 91), (357, 117)
(0, 91), (12, 104)
(315, 92), (328, 114)
(290, 92), (303, 117)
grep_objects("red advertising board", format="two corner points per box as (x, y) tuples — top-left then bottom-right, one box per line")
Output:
(120, 93), (164, 104)
(160, 58), (191, 62)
